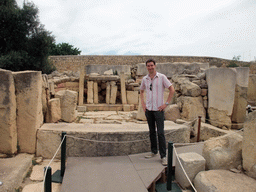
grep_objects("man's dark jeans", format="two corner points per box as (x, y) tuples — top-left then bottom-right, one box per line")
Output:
(145, 109), (166, 158)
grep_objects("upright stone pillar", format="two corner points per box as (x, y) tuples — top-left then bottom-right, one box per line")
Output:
(106, 82), (111, 104)
(87, 81), (94, 104)
(242, 111), (256, 179)
(232, 67), (249, 129)
(0, 69), (17, 154)
(120, 72), (127, 104)
(136, 92), (147, 121)
(206, 68), (236, 129)
(13, 71), (43, 153)
(247, 74), (256, 106)
(45, 98), (61, 123)
(56, 90), (78, 123)
(110, 81), (117, 104)
(93, 81), (99, 104)
(79, 66), (85, 105)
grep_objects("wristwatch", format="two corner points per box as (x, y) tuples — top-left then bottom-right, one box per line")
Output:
(165, 102), (169, 105)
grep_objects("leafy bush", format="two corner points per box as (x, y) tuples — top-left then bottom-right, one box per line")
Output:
(227, 55), (241, 68)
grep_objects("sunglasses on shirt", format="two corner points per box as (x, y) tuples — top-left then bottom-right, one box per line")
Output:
(150, 83), (152, 91)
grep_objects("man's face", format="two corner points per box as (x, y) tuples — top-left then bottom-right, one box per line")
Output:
(146, 62), (156, 74)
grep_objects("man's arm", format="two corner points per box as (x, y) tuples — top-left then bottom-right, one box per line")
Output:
(158, 85), (175, 111)
(140, 90), (146, 112)
(166, 85), (175, 104)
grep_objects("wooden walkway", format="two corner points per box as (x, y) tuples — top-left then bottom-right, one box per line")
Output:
(61, 152), (166, 192)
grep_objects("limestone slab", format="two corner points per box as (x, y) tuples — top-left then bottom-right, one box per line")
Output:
(202, 132), (243, 170)
(177, 96), (206, 122)
(175, 152), (205, 189)
(30, 160), (60, 181)
(242, 111), (256, 178)
(22, 182), (61, 192)
(61, 156), (147, 192)
(0, 69), (17, 154)
(56, 90), (78, 122)
(13, 71), (43, 153)
(137, 93), (147, 121)
(120, 72), (127, 104)
(194, 170), (256, 192)
(232, 67), (249, 125)
(137, 62), (209, 78)
(46, 98), (61, 123)
(206, 68), (236, 128)
(247, 74), (256, 105)
(164, 104), (181, 122)
(78, 66), (84, 105)
(0, 154), (33, 192)
(93, 81), (98, 104)
(87, 81), (93, 104)
(86, 64), (130, 76)
(126, 91), (139, 104)
(110, 81), (117, 104)
(105, 82), (111, 104)
(36, 121), (189, 158)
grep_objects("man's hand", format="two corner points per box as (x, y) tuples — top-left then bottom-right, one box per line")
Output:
(158, 104), (167, 111)
(142, 102), (147, 112)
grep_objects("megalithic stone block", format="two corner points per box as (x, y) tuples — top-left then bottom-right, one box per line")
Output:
(242, 111), (256, 179)
(110, 81), (117, 104)
(206, 68), (236, 129)
(106, 82), (111, 104)
(87, 81), (94, 104)
(93, 81), (99, 104)
(232, 67), (249, 128)
(0, 69), (17, 154)
(79, 66), (85, 105)
(13, 71), (43, 154)
(120, 72), (127, 104)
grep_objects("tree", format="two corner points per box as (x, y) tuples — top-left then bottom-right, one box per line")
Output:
(49, 42), (81, 55)
(0, 0), (55, 73)
(227, 55), (241, 68)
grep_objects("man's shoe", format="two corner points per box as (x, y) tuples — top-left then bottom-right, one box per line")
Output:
(161, 157), (167, 166)
(145, 152), (157, 158)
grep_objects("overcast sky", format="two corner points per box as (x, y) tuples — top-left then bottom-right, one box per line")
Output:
(17, 0), (256, 61)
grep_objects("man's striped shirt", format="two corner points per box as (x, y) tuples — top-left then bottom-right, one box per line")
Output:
(140, 72), (172, 111)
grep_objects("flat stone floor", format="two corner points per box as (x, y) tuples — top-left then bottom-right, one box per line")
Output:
(61, 152), (166, 192)
(0, 154), (33, 192)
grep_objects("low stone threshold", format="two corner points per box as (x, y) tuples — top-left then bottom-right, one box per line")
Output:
(80, 104), (138, 111)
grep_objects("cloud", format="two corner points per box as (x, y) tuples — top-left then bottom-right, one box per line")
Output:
(16, 0), (256, 61)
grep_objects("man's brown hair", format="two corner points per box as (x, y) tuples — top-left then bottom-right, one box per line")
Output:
(146, 59), (156, 66)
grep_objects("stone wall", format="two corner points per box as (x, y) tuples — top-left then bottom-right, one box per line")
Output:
(49, 55), (238, 73)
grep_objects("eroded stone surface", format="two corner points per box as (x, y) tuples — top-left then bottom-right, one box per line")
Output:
(175, 152), (205, 189)
(242, 111), (256, 179)
(13, 71), (43, 153)
(177, 96), (206, 122)
(0, 69), (17, 154)
(164, 104), (181, 122)
(194, 170), (256, 192)
(206, 68), (236, 129)
(202, 132), (242, 170)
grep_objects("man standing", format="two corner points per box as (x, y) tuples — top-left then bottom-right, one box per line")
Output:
(140, 59), (175, 166)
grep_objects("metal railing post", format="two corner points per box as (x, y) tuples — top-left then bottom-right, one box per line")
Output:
(61, 132), (66, 177)
(167, 141), (173, 191)
(197, 116), (202, 142)
(44, 166), (52, 192)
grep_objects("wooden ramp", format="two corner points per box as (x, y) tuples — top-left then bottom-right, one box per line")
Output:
(61, 153), (166, 192)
